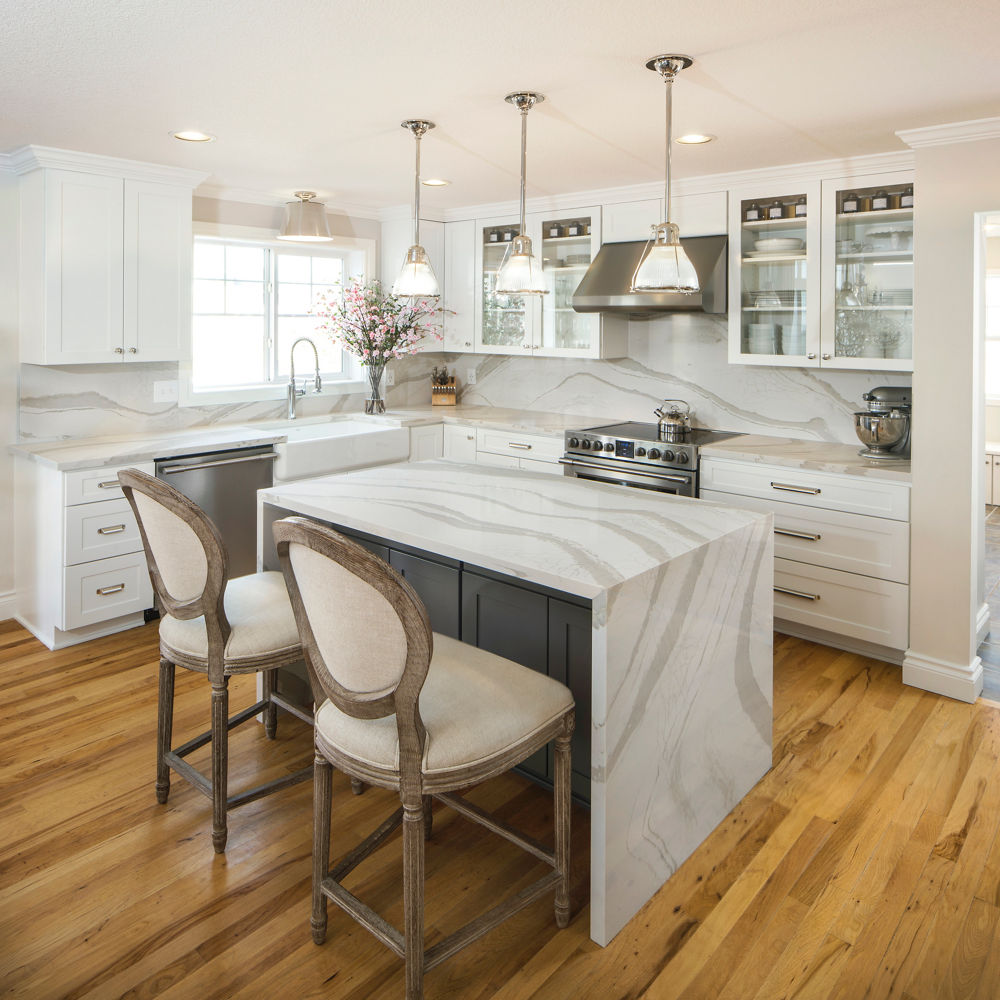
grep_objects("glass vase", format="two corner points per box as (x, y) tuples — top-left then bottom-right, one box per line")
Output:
(365, 363), (386, 414)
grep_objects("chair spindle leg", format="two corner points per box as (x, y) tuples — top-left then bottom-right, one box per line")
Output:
(422, 795), (433, 841)
(350, 777), (366, 795)
(312, 751), (333, 944)
(262, 668), (278, 739)
(156, 659), (175, 804)
(211, 678), (229, 853)
(403, 798), (426, 1000)
(554, 713), (574, 929)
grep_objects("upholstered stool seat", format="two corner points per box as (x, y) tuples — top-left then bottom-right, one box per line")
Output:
(159, 572), (301, 671)
(315, 633), (574, 781)
(274, 516), (575, 1000)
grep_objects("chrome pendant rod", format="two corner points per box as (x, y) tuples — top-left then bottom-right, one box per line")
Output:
(664, 73), (673, 225)
(400, 120), (435, 248)
(519, 105), (528, 235)
(643, 55), (693, 229)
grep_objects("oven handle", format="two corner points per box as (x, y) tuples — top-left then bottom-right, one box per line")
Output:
(558, 457), (692, 485)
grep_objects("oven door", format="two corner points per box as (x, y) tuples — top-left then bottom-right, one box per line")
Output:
(558, 456), (696, 497)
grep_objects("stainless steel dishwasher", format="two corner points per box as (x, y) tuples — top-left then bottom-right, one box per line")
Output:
(154, 446), (276, 578)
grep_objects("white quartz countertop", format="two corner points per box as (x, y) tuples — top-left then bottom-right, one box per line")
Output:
(260, 460), (769, 599)
(370, 405), (612, 435)
(9, 425), (287, 470)
(700, 433), (911, 483)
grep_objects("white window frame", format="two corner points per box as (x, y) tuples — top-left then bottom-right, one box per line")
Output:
(180, 222), (376, 407)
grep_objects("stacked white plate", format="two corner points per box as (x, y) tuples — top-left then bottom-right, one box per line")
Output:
(781, 327), (806, 355)
(750, 237), (805, 256)
(748, 322), (778, 353)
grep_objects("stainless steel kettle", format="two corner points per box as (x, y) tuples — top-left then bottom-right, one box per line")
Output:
(654, 400), (692, 442)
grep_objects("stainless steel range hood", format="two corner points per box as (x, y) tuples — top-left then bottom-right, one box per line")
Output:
(572, 235), (727, 318)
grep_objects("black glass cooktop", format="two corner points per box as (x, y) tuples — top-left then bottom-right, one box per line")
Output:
(581, 422), (740, 446)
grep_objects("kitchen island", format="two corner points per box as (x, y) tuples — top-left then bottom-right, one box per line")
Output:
(258, 461), (774, 946)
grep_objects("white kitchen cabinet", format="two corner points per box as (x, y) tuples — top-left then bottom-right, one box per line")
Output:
(988, 455), (996, 505)
(443, 220), (476, 352)
(18, 162), (198, 365)
(442, 423), (477, 462)
(474, 207), (626, 359)
(991, 454), (1000, 506)
(728, 168), (914, 372)
(14, 456), (155, 649)
(601, 198), (662, 243)
(701, 456), (911, 656)
(409, 424), (444, 461)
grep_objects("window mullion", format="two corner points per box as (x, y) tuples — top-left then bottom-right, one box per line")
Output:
(264, 250), (275, 383)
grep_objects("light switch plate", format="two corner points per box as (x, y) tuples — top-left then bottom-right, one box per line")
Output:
(385, 367), (395, 387)
(153, 380), (179, 403)
(466, 368), (477, 385)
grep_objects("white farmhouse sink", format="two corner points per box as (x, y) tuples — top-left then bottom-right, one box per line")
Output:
(261, 418), (409, 483)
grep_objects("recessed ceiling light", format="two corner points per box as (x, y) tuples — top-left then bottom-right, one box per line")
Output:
(676, 133), (715, 144)
(170, 130), (216, 143)
(421, 178), (450, 186)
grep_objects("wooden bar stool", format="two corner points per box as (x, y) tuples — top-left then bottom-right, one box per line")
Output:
(119, 468), (313, 853)
(273, 516), (575, 1000)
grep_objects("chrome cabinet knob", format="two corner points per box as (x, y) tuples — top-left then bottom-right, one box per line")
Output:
(128, 347), (138, 354)
(806, 353), (816, 360)
(822, 353), (831, 360)
(113, 347), (124, 354)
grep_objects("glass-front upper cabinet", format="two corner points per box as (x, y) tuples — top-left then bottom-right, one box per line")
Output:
(728, 182), (821, 366)
(476, 216), (533, 355)
(821, 172), (914, 372)
(537, 213), (601, 356)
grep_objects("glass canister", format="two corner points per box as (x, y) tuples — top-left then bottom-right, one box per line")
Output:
(900, 185), (914, 209)
(566, 220), (584, 237)
(767, 200), (784, 220)
(842, 192), (860, 213)
(871, 190), (890, 211)
(546, 221), (563, 239)
(794, 196), (807, 218)
(744, 201), (762, 222)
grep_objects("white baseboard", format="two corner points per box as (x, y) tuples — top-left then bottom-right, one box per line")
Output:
(977, 603), (990, 644)
(0, 591), (15, 623)
(902, 650), (984, 704)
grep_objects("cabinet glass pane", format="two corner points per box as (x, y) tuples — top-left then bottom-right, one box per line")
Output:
(739, 194), (809, 358)
(539, 216), (597, 352)
(833, 184), (913, 363)
(481, 225), (528, 348)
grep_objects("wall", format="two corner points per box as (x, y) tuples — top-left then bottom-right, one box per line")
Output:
(18, 198), (382, 441)
(904, 135), (1000, 701)
(0, 175), (18, 615)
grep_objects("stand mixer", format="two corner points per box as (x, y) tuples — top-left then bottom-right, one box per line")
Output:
(854, 386), (911, 460)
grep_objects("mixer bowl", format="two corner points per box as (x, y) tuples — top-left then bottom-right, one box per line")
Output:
(854, 411), (908, 458)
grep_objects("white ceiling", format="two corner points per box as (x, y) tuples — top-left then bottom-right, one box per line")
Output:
(3, 0), (999, 212)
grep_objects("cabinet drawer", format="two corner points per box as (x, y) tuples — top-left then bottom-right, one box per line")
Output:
(773, 558), (908, 650)
(62, 551), (154, 629)
(699, 458), (909, 521)
(64, 461), (155, 505)
(476, 428), (563, 463)
(63, 498), (143, 566)
(700, 489), (909, 583)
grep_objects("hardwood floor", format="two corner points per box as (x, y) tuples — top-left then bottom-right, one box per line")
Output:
(3, 619), (1000, 999)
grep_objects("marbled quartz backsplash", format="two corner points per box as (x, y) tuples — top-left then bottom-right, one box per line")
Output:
(18, 313), (908, 443)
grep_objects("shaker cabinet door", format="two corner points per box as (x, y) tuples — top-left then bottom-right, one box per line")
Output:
(389, 550), (460, 639)
(548, 598), (592, 800)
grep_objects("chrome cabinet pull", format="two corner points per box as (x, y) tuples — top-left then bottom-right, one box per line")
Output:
(96, 583), (126, 596)
(97, 480), (120, 489)
(509, 442), (532, 451)
(774, 527), (822, 541)
(774, 586), (820, 601)
(770, 481), (821, 495)
(97, 524), (127, 535)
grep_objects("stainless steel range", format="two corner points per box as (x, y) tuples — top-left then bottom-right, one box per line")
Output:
(560, 421), (740, 497)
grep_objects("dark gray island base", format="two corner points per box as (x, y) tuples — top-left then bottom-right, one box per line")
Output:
(262, 503), (592, 802)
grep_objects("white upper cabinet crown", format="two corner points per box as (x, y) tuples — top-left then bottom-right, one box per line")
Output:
(16, 148), (204, 366)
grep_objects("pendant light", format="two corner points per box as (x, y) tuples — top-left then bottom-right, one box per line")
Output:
(277, 191), (333, 242)
(392, 119), (440, 298)
(631, 54), (700, 293)
(495, 92), (547, 296)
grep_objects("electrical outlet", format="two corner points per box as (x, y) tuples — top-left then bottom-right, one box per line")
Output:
(466, 368), (477, 386)
(385, 367), (395, 387)
(153, 380), (179, 403)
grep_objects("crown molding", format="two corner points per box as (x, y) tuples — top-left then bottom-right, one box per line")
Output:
(7, 145), (209, 187)
(378, 203), (447, 224)
(0, 152), (13, 175)
(896, 116), (1000, 149)
(196, 182), (382, 221)
(438, 148), (915, 222)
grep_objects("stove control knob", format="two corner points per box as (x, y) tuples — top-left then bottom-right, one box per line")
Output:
(568, 437), (580, 448)
(581, 440), (590, 449)
(648, 448), (661, 460)
(663, 450), (675, 462)
(677, 452), (690, 464)
(636, 447), (647, 457)
(604, 442), (615, 452)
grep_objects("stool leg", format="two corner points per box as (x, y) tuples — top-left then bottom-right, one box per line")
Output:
(554, 713), (574, 929)
(312, 751), (332, 945)
(422, 795), (433, 841)
(156, 658), (175, 804)
(211, 678), (229, 854)
(403, 798), (426, 1000)
(262, 668), (278, 740)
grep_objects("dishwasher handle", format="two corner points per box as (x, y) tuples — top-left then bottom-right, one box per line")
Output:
(158, 452), (278, 476)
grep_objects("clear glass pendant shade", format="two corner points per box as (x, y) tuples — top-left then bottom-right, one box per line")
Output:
(392, 244), (440, 297)
(495, 235), (547, 295)
(277, 193), (333, 242)
(631, 223), (699, 293)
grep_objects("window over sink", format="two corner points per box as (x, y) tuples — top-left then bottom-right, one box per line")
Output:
(183, 229), (372, 404)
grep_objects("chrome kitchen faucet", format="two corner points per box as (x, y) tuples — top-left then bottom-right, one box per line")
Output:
(287, 337), (323, 419)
